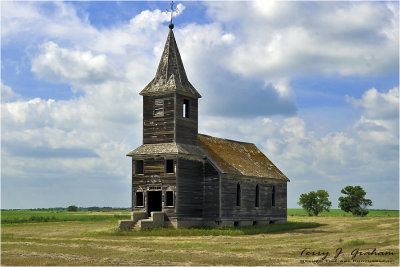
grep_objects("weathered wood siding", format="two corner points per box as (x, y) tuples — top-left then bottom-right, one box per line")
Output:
(175, 94), (198, 145)
(132, 157), (177, 218)
(143, 95), (175, 144)
(176, 158), (203, 218)
(202, 161), (220, 219)
(220, 176), (287, 220)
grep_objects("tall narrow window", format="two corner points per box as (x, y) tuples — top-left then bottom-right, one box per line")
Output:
(153, 99), (164, 117)
(165, 191), (174, 206)
(136, 191), (144, 207)
(236, 183), (241, 206)
(135, 160), (144, 175)
(183, 99), (189, 118)
(255, 185), (260, 207)
(272, 186), (276, 207)
(166, 159), (174, 174)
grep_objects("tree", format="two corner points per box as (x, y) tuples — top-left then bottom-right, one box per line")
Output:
(67, 205), (78, 212)
(298, 190), (332, 216)
(338, 186), (372, 216)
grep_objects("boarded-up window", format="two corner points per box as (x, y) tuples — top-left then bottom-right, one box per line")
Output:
(135, 160), (144, 174)
(165, 191), (174, 206)
(154, 99), (164, 117)
(255, 185), (260, 207)
(166, 159), (174, 173)
(236, 183), (241, 206)
(136, 191), (144, 207)
(183, 99), (189, 118)
(272, 186), (276, 207)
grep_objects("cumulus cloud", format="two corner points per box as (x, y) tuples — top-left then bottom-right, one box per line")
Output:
(1, 82), (20, 102)
(31, 42), (119, 85)
(205, 1), (398, 77)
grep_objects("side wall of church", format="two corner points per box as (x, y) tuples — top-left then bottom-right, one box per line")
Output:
(176, 158), (204, 218)
(202, 161), (220, 219)
(220, 176), (287, 221)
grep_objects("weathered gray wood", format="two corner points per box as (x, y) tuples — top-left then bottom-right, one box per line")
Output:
(176, 158), (203, 218)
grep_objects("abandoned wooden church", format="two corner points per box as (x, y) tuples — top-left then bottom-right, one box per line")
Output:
(119, 23), (289, 230)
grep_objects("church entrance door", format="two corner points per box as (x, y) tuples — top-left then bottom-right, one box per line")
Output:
(147, 191), (162, 217)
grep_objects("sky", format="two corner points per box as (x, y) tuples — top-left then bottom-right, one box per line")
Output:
(1, 1), (399, 210)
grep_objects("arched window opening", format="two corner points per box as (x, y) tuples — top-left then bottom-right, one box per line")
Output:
(255, 185), (260, 207)
(272, 186), (276, 207)
(236, 183), (241, 206)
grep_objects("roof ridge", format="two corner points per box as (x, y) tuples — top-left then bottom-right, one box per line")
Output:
(198, 133), (255, 145)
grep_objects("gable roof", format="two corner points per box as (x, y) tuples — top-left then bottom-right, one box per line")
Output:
(140, 29), (201, 99)
(199, 134), (289, 181)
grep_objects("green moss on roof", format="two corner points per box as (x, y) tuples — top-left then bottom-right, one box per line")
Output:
(199, 134), (289, 181)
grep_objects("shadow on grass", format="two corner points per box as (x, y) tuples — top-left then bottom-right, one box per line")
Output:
(86, 221), (323, 237)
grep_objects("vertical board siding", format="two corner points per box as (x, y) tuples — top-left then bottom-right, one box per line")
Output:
(202, 161), (220, 218)
(176, 158), (203, 218)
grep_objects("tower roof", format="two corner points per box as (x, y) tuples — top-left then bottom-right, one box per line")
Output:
(140, 29), (201, 98)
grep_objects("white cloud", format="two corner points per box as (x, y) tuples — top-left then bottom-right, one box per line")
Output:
(206, 1), (398, 77)
(1, 82), (20, 102)
(31, 42), (119, 85)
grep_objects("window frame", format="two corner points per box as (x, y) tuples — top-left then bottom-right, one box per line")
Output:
(165, 159), (174, 174)
(183, 99), (189, 118)
(135, 160), (144, 175)
(236, 183), (241, 207)
(255, 184), (260, 207)
(135, 191), (144, 207)
(153, 98), (164, 117)
(165, 190), (174, 207)
(271, 186), (276, 207)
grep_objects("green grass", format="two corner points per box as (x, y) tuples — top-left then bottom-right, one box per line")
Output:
(86, 221), (321, 237)
(1, 210), (131, 224)
(342, 239), (366, 246)
(287, 208), (399, 217)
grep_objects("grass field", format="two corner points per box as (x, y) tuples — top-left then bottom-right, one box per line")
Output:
(1, 210), (399, 265)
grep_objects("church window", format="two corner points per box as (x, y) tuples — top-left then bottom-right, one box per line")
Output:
(272, 186), (276, 207)
(154, 99), (164, 117)
(136, 191), (144, 207)
(183, 99), (189, 118)
(135, 160), (144, 175)
(165, 191), (174, 207)
(236, 183), (241, 206)
(255, 184), (260, 207)
(166, 159), (174, 174)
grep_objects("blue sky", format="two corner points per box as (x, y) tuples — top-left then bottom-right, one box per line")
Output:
(1, 1), (399, 210)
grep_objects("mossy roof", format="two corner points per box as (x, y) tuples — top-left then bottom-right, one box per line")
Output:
(198, 134), (289, 181)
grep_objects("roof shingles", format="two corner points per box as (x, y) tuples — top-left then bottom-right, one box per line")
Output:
(198, 134), (289, 181)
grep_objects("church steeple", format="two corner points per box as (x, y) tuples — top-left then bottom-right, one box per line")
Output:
(140, 29), (201, 99)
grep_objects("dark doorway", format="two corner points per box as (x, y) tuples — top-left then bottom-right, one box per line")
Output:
(147, 191), (162, 217)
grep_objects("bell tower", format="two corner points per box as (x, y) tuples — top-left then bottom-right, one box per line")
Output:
(139, 24), (201, 146)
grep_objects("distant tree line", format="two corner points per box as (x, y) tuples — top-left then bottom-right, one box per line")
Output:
(298, 185), (373, 216)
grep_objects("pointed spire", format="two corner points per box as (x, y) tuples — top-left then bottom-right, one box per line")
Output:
(140, 29), (201, 98)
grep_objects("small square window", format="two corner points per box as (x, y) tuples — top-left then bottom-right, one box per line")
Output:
(165, 191), (174, 206)
(135, 160), (144, 175)
(136, 191), (144, 207)
(183, 99), (189, 118)
(166, 159), (174, 174)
